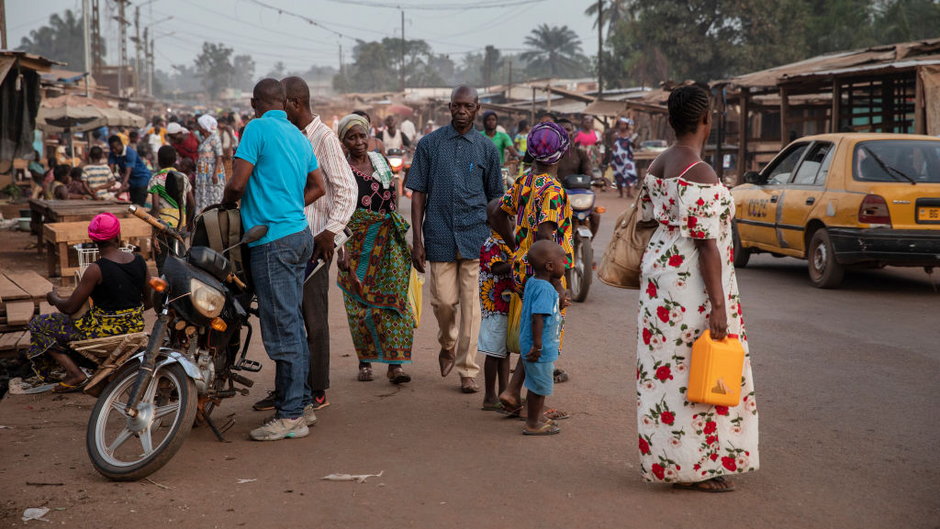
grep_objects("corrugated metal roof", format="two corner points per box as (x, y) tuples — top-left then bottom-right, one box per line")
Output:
(719, 38), (940, 89)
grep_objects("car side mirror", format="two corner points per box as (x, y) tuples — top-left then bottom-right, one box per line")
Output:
(743, 171), (765, 185)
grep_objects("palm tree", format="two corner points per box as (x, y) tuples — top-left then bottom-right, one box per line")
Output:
(584, 0), (636, 32)
(520, 24), (588, 78)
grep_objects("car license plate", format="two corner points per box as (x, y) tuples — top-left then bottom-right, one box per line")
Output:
(917, 206), (940, 223)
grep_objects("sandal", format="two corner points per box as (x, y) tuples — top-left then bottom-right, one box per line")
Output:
(52, 377), (88, 394)
(522, 421), (560, 436)
(543, 408), (570, 421)
(481, 401), (504, 412)
(387, 367), (411, 385)
(357, 366), (374, 382)
(672, 476), (736, 493)
(553, 369), (569, 383)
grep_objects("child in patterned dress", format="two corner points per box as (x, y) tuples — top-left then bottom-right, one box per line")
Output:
(478, 200), (514, 411)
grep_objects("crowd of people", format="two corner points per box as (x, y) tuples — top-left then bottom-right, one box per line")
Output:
(27, 79), (758, 492)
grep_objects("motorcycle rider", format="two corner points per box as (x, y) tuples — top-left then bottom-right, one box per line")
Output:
(556, 119), (600, 237)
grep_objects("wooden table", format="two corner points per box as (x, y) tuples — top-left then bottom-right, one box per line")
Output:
(43, 217), (152, 277)
(29, 199), (133, 253)
(0, 269), (55, 358)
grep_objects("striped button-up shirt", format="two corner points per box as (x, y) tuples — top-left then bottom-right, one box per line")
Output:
(302, 115), (357, 237)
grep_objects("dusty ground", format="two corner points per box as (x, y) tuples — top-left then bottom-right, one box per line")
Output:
(1, 194), (938, 528)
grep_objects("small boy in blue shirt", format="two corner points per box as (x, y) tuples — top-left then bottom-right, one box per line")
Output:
(519, 239), (566, 436)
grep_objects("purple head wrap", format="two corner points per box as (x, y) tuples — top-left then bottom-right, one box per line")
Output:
(526, 121), (570, 165)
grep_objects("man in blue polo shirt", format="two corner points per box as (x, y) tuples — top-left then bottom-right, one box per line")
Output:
(108, 135), (151, 205)
(223, 78), (325, 441)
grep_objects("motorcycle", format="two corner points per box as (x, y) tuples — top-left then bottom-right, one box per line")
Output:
(562, 174), (601, 302)
(86, 205), (267, 481)
(387, 148), (412, 202)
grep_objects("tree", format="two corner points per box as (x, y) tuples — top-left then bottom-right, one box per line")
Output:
(584, 0), (635, 32)
(17, 9), (105, 70)
(482, 45), (503, 87)
(193, 42), (235, 98)
(232, 54), (255, 91)
(265, 61), (286, 79)
(873, 0), (940, 45)
(457, 52), (484, 85)
(520, 24), (590, 78)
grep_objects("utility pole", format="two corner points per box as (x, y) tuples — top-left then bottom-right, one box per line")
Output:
(399, 9), (405, 92)
(143, 27), (150, 96)
(114, 0), (129, 98)
(91, 0), (103, 76)
(148, 32), (155, 96)
(0, 0), (10, 51)
(82, 0), (92, 72)
(338, 44), (344, 78)
(0, 0), (7, 50)
(597, 0), (603, 98)
(508, 56), (513, 101)
(134, 6), (142, 96)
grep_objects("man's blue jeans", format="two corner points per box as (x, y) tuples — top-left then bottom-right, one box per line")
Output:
(250, 228), (313, 419)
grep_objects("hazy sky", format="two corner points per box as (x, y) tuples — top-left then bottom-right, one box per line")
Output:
(7, 0), (600, 75)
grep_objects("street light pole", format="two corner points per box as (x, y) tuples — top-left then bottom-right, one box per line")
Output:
(400, 9), (405, 92)
(597, 0), (603, 98)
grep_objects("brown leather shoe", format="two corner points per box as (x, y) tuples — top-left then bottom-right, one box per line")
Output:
(460, 377), (479, 393)
(439, 348), (456, 378)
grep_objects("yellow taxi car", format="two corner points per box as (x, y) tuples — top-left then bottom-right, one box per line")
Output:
(731, 133), (940, 288)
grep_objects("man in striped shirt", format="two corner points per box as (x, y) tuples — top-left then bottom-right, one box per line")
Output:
(250, 76), (356, 412)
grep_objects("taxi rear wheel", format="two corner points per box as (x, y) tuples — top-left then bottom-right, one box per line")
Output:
(808, 229), (844, 289)
(732, 222), (751, 268)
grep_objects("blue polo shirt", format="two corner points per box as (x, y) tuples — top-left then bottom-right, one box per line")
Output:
(108, 145), (151, 188)
(234, 110), (318, 247)
(406, 123), (502, 261)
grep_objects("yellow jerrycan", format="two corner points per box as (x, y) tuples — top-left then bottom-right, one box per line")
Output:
(687, 330), (745, 407)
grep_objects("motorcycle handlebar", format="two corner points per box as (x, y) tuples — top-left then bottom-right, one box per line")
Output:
(128, 205), (184, 243)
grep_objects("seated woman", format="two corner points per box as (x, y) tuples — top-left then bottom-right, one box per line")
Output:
(27, 213), (151, 392)
(335, 113), (414, 385)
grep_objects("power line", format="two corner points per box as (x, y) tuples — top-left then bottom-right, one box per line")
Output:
(321, 0), (548, 10)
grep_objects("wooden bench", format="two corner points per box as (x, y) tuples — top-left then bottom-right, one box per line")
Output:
(0, 269), (55, 358)
(43, 218), (152, 277)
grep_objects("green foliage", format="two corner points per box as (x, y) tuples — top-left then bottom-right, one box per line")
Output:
(599, 0), (940, 87)
(194, 42), (235, 98)
(520, 24), (590, 78)
(17, 9), (105, 70)
(341, 38), (453, 92)
(232, 55), (256, 91)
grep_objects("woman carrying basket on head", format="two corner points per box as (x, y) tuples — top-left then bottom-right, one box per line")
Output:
(27, 213), (151, 393)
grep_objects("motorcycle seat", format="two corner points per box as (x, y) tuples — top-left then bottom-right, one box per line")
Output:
(562, 174), (592, 190)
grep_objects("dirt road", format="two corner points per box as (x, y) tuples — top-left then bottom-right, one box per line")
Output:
(1, 193), (938, 528)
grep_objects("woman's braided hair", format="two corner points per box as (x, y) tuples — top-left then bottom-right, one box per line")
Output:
(667, 85), (711, 136)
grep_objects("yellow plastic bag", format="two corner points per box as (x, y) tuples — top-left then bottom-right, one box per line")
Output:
(505, 292), (523, 354)
(408, 268), (424, 327)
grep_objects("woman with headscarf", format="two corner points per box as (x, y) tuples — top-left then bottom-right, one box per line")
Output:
(27, 213), (150, 392)
(491, 121), (574, 417)
(194, 114), (225, 213)
(605, 116), (639, 198)
(335, 114), (414, 385)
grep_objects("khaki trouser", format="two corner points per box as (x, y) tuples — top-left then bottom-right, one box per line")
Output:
(428, 259), (481, 379)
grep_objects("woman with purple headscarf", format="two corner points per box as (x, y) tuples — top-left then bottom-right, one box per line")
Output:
(491, 121), (574, 418)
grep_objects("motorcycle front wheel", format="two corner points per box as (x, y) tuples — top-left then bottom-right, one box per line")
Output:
(570, 232), (593, 303)
(86, 362), (198, 481)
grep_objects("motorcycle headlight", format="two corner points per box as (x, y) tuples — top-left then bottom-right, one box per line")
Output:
(569, 193), (595, 211)
(389, 157), (403, 171)
(190, 278), (225, 318)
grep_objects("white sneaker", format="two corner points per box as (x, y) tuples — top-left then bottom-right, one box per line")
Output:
(249, 417), (309, 441)
(264, 404), (318, 427)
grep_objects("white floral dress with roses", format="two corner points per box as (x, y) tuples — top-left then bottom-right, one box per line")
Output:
(635, 168), (759, 483)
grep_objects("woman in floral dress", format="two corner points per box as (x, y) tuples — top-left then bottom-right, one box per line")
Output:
(194, 114), (225, 213)
(635, 85), (758, 492)
(606, 117), (638, 198)
(335, 114), (414, 385)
